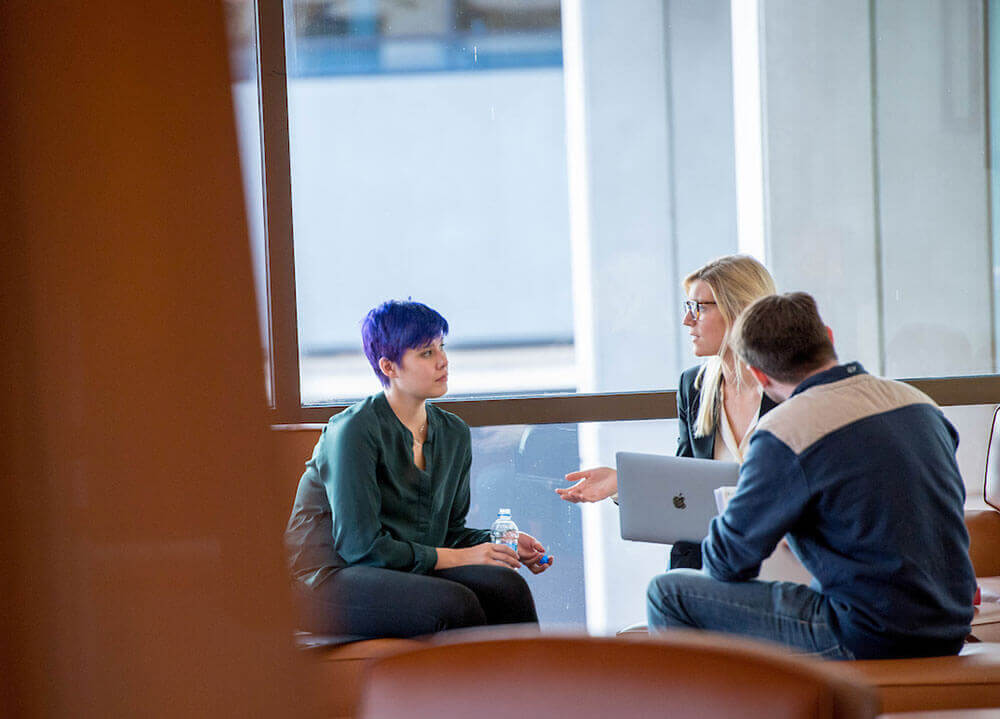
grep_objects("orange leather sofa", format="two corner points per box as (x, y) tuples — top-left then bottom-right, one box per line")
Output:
(279, 408), (1000, 717)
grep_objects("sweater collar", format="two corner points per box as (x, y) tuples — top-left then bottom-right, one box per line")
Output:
(790, 362), (866, 398)
(373, 391), (437, 443)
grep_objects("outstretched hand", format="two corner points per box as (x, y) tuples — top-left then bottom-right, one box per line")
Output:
(556, 466), (618, 503)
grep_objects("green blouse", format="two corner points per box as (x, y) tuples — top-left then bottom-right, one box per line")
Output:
(285, 392), (490, 588)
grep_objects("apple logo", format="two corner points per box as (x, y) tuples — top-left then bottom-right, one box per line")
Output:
(672, 493), (686, 509)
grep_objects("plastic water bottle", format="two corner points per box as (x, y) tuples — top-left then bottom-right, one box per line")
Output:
(490, 508), (519, 553)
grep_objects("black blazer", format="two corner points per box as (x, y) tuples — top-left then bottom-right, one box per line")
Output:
(675, 364), (777, 459)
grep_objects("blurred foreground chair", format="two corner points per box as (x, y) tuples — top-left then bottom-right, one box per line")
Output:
(358, 631), (880, 719)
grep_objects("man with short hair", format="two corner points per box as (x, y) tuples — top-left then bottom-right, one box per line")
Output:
(646, 292), (975, 659)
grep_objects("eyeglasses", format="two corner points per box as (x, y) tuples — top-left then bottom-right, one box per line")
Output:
(684, 300), (717, 320)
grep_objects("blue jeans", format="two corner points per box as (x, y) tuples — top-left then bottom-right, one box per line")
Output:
(646, 569), (855, 660)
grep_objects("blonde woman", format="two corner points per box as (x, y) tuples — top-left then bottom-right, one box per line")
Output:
(557, 255), (777, 504)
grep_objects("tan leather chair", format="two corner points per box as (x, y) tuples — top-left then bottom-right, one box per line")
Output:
(967, 405), (1000, 641)
(358, 630), (880, 719)
(828, 642), (1000, 713)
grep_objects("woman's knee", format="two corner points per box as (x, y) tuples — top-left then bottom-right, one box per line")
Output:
(488, 565), (531, 595)
(480, 568), (537, 623)
(440, 565), (537, 624)
(430, 582), (488, 631)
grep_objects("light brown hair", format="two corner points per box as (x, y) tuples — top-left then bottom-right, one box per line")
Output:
(732, 292), (837, 384)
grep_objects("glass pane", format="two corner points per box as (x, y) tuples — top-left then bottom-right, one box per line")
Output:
(469, 418), (679, 634)
(283, 0), (571, 404)
(468, 422), (585, 628)
(225, 0), (274, 404)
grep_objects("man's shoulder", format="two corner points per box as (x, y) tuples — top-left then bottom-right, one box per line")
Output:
(757, 373), (937, 455)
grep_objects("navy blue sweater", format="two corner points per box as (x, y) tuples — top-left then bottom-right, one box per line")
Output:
(702, 363), (975, 659)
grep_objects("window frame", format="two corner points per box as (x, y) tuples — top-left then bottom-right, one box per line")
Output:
(255, 0), (1000, 429)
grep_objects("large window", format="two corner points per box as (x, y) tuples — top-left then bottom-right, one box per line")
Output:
(239, 0), (1000, 421)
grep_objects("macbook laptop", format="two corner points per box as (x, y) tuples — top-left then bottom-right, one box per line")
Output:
(616, 451), (739, 544)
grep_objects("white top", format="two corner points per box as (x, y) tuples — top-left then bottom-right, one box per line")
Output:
(712, 383), (813, 584)
(712, 384), (762, 464)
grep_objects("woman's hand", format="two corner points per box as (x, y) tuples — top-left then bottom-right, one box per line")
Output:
(435, 543), (521, 571)
(556, 466), (618, 503)
(517, 532), (553, 575)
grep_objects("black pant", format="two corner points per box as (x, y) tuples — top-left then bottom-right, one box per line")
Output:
(669, 540), (703, 570)
(295, 565), (539, 638)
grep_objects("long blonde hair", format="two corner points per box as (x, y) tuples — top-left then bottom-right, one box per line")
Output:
(685, 255), (776, 438)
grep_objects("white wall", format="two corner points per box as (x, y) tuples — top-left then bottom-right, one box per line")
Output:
(759, 0), (883, 369)
(875, 0), (992, 377)
(285, 69), (573, 351)
(564, 0), (741, 634)
(760, 0), (992, 377)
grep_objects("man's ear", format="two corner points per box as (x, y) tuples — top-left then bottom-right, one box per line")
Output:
(378, 357), (396, 379)
(826, 326), (834, 345)
(748, 365), (771, 388)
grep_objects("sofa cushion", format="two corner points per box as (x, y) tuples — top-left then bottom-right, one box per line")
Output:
(616, 624), (1000, 713)
(971, 577), (1000, 642)
(828, 642), (1000, 713)
(306, 637), (422, 719)
(966, 510), (1000, 578)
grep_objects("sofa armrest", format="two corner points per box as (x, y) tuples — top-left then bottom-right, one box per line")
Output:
(966, 509), (1000, 578)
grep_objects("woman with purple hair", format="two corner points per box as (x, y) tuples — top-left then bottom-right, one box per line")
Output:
(285, 300), (551, 638)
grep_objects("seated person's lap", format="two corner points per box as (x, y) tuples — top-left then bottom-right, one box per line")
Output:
(295, 564), (537, 638)
(647, 569), (853, 660)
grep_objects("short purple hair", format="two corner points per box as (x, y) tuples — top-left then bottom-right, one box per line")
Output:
(362, 300), (449, 387)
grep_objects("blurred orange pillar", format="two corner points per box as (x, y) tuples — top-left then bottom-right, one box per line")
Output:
(0, 2), (307, 716)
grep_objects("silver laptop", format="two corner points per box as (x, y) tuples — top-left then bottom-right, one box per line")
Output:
(616, 451), (739, 544)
